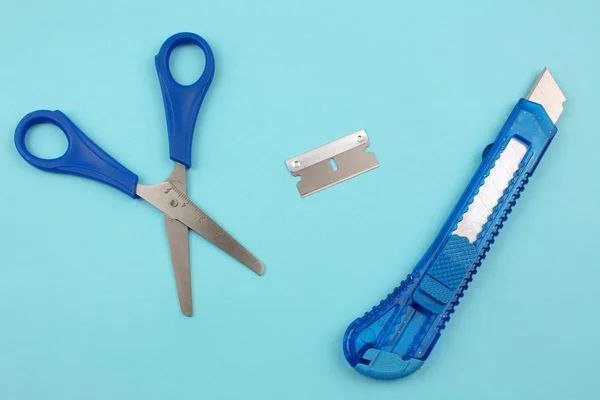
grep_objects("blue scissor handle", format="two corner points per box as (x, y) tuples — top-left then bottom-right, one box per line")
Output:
(14, 110), (139, 198)
(155, 32), (215, 168)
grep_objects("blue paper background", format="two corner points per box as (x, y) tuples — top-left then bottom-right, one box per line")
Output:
(1, 1), (599, 399)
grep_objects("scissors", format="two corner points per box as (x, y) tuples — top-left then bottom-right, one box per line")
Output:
(14, 32), (264, 316)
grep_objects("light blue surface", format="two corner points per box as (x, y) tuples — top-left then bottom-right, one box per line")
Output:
(1, 0), (599, 399)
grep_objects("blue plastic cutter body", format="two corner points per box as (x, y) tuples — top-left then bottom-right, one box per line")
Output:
(343, 97), (559, 379)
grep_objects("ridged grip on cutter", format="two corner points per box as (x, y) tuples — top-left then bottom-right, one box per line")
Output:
(343, 99), (558, 379)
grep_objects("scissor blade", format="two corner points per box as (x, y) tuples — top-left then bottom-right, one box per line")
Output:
(164, 216), (192, 316)
(163, 162), (193, 316)
(137, 182), (265, 275)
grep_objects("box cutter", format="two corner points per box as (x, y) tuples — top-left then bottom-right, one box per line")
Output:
(13, 33), (264, 317)
(342, 68), (566, 379)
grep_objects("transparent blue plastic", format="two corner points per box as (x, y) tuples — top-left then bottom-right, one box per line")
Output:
(14, 110), (139, 198)
(343, 99), (558, 379)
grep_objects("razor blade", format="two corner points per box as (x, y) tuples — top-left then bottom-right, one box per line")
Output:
(285, 130), (379, 197)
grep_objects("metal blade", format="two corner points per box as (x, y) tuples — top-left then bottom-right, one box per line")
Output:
(163, 162), (192, 316)
(164, 216), (192, 316)
(453, 139), (527, 243)
(137, 182), (265, 276)
(286, 130), (379, 197)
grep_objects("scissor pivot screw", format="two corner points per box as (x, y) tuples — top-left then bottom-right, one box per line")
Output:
(170, 199), (179, 207)
(293, 160), (301, 169)
(357, 135), (365, 143)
